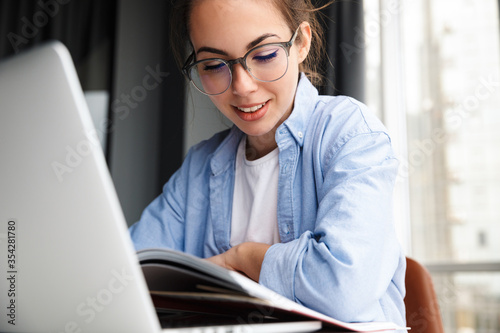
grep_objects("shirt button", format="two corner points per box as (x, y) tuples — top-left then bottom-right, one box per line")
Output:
(298, 131), (303, 138)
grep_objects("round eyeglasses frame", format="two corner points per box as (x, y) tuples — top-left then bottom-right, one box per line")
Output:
(182, 27), (300, 96)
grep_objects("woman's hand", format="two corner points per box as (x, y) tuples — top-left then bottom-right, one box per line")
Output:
(205, 242), (271, 282)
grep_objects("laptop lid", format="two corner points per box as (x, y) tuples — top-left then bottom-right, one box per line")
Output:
(0, 41), (162, 332)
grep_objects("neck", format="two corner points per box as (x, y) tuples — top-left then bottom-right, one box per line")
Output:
(245, 131), (278, 161)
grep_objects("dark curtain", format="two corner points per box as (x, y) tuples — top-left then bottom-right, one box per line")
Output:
(158, 3), (186, 190)
(0, 0), (116, 91)
(320, 0), (365, 102)
(106, 0), (186, 224)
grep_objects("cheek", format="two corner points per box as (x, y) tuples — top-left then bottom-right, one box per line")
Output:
(208, 95), (233, 114)
(289, 48), (303, 71)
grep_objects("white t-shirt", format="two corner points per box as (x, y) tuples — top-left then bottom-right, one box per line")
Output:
(230, 137), (281, 246)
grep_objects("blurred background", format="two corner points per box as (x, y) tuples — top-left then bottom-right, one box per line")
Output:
(1, 1), (499, 331)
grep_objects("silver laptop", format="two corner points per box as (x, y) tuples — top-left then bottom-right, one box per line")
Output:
(0, 42), (321, 333)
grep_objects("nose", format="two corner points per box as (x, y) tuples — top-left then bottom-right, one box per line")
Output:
(231, 63), (258, 97)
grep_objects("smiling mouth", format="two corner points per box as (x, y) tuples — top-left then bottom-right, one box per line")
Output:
(236, 102), (267, 113)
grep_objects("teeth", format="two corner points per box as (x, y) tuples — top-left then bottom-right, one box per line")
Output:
(237, 103), (266, 113)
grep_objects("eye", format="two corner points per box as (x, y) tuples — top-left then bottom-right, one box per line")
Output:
(200, 60), (227, 73)
(251, 47), (280, 63)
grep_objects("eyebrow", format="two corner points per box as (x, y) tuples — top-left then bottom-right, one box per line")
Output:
(196, 33), (280, 56)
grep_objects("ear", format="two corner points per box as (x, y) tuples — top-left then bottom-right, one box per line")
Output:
(297, 21), (312, 64)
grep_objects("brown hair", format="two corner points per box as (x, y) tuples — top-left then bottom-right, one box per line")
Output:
(169, 0), (332, 87)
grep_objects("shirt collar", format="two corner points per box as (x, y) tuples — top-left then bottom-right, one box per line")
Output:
(210, 126), (243, 176)
(279, 73), (319, 146)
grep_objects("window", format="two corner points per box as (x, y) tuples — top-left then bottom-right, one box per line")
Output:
(364, 0), (500, 331)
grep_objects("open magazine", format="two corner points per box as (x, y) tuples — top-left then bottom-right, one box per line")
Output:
(137, 248), (407, 332)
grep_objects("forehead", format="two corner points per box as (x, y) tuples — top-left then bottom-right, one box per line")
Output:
(188, 0), (289, 51)
(189, 0), (283, 22)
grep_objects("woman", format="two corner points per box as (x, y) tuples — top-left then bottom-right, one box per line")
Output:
(130, 0), (406, 326)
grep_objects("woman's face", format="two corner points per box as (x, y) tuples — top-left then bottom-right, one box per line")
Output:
(189, 0), (310, 146)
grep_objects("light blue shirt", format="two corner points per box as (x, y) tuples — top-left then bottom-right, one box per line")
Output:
(130, 74), (406, 326)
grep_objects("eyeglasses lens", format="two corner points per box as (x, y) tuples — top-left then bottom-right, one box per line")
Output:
(190, 60), (231, 95)
(247, 44), (288, 82)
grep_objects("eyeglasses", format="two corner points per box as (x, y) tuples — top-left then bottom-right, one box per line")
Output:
(182, 27), (300, 96)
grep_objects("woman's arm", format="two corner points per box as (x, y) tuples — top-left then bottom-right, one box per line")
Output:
(259, 131), (406, 325)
